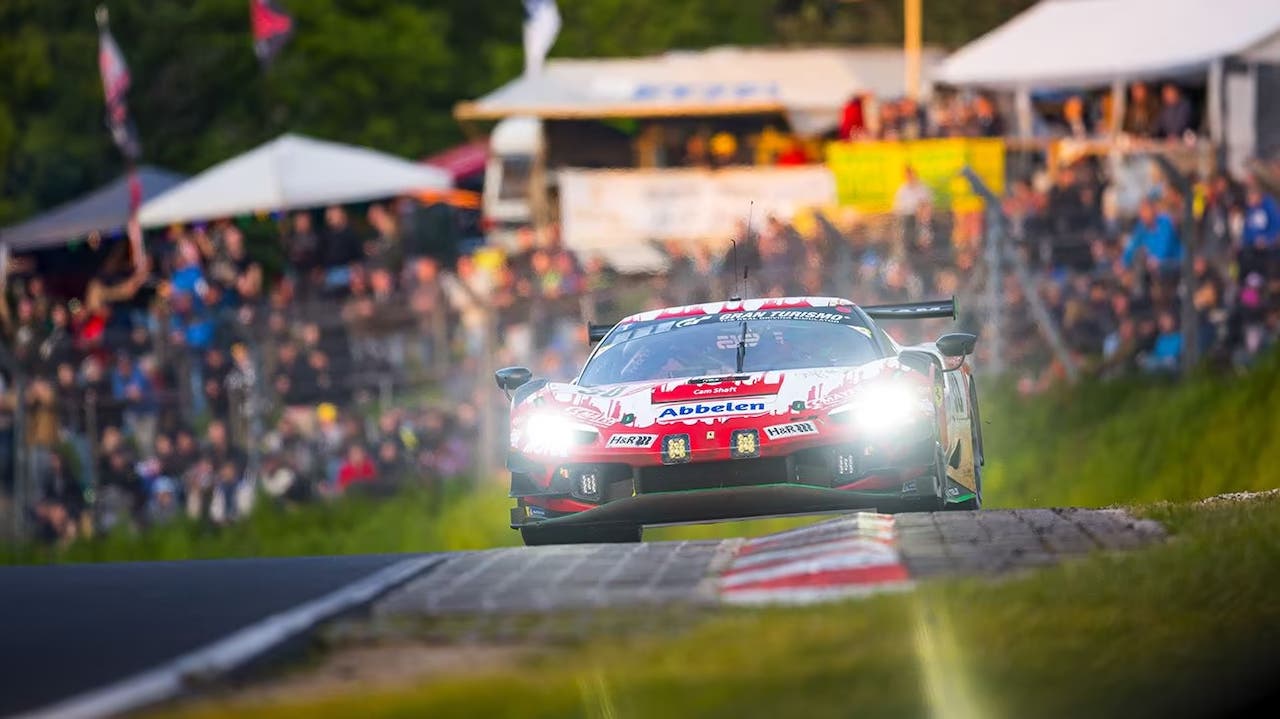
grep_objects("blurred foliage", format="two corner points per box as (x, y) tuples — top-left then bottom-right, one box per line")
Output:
(0, 0), (1036, 225)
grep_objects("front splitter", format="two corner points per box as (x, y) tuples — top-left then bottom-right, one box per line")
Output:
(513, 483), (934, 530)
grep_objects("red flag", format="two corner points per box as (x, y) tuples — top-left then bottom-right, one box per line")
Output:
(251, 0), (294, 66)
(97, 7), (140, 160)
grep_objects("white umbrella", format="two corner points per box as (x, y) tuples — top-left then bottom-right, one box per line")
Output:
(138, 133), (451, 227)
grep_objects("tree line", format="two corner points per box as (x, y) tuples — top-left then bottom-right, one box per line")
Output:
(0, 0), (1034, 226)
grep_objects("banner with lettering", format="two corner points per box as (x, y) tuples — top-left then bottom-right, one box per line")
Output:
(825, 138), (1005, 213)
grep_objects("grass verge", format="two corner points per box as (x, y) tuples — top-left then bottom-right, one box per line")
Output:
(981, 351), (1280, 508)
(1, 482), (519, 565)
(160, 493), (1280, 719)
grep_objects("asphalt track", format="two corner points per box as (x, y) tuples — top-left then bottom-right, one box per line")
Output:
(0, 555), (412, 717)
(0, 508), (1164, 718)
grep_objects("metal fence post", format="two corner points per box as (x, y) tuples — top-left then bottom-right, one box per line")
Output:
(1150, 154), (1199, 374)
(244, 336), (264, 484)
(85, 392), (100, 505)
(963, 167), (1079, 382)
(378, 373), (393, 410)
(477, 305), (498, 483)
(11, 370), (26, 540)
(430, 297), (448, 381)
(984, 205), (1005, 376)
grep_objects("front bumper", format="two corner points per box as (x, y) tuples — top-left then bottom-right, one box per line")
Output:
(509, 434), (940, 529)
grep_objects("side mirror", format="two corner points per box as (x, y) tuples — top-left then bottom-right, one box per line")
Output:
(495, 366), (533, 392)
(935, 333), (977, 369)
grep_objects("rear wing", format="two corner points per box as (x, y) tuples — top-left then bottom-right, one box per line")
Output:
(587, 323), (613, 343)
(862, 296), (956, 321)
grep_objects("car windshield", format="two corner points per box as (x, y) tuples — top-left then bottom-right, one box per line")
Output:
(577, 311), (882, 386)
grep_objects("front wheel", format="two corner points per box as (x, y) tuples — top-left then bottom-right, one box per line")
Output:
(520, 524), (643, 546)
(904, 442), (948, 513)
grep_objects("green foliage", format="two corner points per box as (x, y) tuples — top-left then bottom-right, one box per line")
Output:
(774, 0), (1036, 47)
(982, 353), (1280, 508)
(1, 0), (1038, 226)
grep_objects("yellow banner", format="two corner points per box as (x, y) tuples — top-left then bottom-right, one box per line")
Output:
(825, 138), (1005, 214)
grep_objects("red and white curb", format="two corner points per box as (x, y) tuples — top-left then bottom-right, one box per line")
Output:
(717, 513), (912, 605)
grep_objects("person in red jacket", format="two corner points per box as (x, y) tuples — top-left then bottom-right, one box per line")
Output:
(337, 443), (378, 491)
(838, 93), (868, 140)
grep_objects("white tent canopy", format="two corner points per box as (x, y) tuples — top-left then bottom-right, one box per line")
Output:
(937, 0), (1280, 89)
(457, 46), (945, 136)
(138, 134), (451, 227)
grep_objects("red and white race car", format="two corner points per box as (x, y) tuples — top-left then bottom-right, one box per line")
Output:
(496, 296), (983, 545)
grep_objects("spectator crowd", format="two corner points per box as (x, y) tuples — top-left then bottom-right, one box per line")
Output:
(835, 81), (1200, 144)
(3, 73), (1278, 548)
(998, 154), (1280, 390)
(0, 202), (496, 545)
(633, 80), (1203, 173)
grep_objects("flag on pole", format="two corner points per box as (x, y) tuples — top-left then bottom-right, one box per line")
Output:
(96, 6), (140, 162)
(522, 0), (560, 76)
(251, 0), (294, 66)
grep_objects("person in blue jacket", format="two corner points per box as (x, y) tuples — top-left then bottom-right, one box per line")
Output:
(1123, 198), (1182, 273)
(1240, 182), (1280, 277)
(1141, 310), (1182, 374)
(1241, 183), (1280, 249)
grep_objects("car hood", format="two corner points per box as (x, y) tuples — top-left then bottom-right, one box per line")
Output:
(519, 358), (914, 430)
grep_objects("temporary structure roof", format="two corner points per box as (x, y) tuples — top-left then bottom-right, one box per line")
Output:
(457, 46), (944, 135)
(938, 0), (1280, 89)
(138, 134), (451, 227)
(1, 166), (186, 251)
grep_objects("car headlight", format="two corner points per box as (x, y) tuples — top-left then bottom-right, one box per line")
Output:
(829, 383), (920, 433)
(520, 413), (600, 454)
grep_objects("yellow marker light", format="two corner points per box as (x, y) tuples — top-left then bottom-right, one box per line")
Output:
(731, 429), (760, 459)
(662, 434), (692, 464)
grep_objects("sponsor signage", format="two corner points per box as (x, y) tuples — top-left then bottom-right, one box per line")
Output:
(650, 379), (782, 405)
(763, 421), (819, 440)
(718, 309), (848, 324)
(825, 137), (1004, 213)
(606, 433), (658, 449)
(657, 400), (768, 422)
(560, 404), (616, 428)
(558, 166), (836, 259)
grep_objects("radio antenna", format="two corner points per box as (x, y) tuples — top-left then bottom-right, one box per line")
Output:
(732, 201), (755, 301)
(728, 238), (741, 302)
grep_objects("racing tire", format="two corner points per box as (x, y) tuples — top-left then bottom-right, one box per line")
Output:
(904, 442), (948, 513)
(520, 524), (643, 546)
